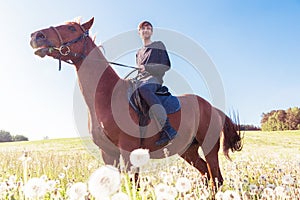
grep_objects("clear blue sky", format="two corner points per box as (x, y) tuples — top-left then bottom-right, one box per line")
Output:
(1, 0), (299, 140)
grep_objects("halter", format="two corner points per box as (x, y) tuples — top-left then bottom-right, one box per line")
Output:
(49, 25), (89, 71)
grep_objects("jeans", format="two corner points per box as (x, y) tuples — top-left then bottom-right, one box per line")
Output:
(138, 82), (161, 107)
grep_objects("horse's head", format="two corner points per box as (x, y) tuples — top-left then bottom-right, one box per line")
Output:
(30, 17), (94, 65)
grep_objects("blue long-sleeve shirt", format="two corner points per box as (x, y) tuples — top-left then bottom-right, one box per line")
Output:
(136, 41), (171, 84)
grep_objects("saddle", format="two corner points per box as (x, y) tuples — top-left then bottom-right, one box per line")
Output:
(128, 80), (181, 127)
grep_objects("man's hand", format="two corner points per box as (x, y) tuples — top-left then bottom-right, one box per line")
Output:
(139, 65), (145, 72)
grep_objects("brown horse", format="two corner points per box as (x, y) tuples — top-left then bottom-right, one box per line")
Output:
(30, 18), (242, 185)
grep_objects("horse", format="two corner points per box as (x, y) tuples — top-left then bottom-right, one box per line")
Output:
(30, 17), (242, 186)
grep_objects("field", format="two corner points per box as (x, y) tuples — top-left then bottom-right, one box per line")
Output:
(0, 131), (299, 199)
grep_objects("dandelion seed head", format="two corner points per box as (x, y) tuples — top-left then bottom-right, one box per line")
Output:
(154, 183), (169, 196)
(23, 177), (47, 199)
(129, 148), (150, 167)
(67, 182), (87, 200)
(282, 174), (294, 185)
(274, 186), (285, 197)
(156, 193), (175, 200)
(163, 174), (174, 184)
(163, 148), (170, 157)
(175, 177), (191, 193)
(215, 191), (224, 200)
(199, 188), (210, 199)
(40, 174), (48, 181)
(249, 184), (258, 195)
(170, 166), (178, 174)
(154, 184), (177, 200)
(88, 165), (120, 198)
(223, 190), (241, 200)
(0, 182), (8, 194)
(63, 164), (70, 171)
(58, 173), (65, 179)
(111, 192), (130, 200)
(262, 187), (274, 198)
(47, 180), (57, 192)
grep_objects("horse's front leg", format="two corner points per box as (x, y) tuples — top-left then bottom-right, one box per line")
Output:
(100, 149), (121, 167)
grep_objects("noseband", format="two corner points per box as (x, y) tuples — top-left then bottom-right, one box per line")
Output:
(50, 26), (89, 71)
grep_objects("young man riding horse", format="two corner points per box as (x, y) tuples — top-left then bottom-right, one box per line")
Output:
(136, 21), (177, 146)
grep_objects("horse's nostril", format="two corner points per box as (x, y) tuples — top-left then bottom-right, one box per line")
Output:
(36, 32), (46, 40)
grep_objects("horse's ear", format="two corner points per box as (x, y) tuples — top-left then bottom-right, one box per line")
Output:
(82, 17), (94, 30)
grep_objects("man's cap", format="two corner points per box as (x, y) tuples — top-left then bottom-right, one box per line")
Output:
(138, 21), (153, 30)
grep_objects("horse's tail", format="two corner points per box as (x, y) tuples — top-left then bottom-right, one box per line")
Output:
(220, 113), (243, 160)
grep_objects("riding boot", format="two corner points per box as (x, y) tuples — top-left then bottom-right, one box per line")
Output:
(155, 118), (177, 146)
(149, 105), (177, 146)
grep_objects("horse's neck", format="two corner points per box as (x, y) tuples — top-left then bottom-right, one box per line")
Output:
(75, 46), (124, 112)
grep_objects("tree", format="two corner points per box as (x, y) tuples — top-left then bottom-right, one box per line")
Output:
(0, 130), (13, 142)
(286, 107), (300, 130)
(13, 135), (29, 142)
(261, 107), (300, 131)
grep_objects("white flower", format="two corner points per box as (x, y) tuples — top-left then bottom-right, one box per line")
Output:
(0, 182), (8, 195)
(58, 173), (65, 179)
(249, 184), (258, 195)
(40, 174), (48, 181)
(156, 193), (175, 200)
(155, 184), (178, 199)
(262, 187), (274, 199)
(129, 148), (150, 167)
(215, 191), (224, 200)
(19, 152), (32, 163)
(167, 186), (178, 198)
(198, 188), (210, 199)
(88, 165), (120, 198)
(222, 190), (241, 200)
(67, 182), (87, 200)
(111, 192), (130, 200)
(163, 174), (174, 184)
(23, 177), (48, 199)
(154, 183), (170, 196)
(170, 166), (178, 174)
(175, 177), (191, 193)
(274, 186), (285, 197)
(47, 180), (57, 192)
(282, 174), (294, 185)
(7, 175), (17, 190)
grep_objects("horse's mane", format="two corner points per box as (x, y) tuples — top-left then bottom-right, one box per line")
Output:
(65, 17), (82, 25)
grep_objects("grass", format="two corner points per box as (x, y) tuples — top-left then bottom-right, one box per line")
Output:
(0, 131), (299, 199)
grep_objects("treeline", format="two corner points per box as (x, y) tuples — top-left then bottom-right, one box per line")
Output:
(240, 124), (261, 131)
(261, 107), (300, 131)
(0, 130), (28, 142)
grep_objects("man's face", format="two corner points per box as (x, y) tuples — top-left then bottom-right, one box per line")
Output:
(138, 25), (153, 40)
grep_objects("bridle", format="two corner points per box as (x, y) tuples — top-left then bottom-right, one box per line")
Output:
(49, 25), (89, 71)
(45, 25), (139, 76)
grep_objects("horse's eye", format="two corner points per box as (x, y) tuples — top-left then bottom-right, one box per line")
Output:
(68, 26), (76, 32)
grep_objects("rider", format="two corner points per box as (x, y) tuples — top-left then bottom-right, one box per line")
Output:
(136, 20), (177, 146)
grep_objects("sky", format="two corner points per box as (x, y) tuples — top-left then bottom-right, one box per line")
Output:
(0, 0), (299, 140)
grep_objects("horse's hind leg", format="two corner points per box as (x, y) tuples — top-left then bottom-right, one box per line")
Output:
(180, 139), (209, 177)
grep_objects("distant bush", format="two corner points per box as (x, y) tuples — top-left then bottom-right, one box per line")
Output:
(0, 130), (29, 142)
(13, 135), (29, 142)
